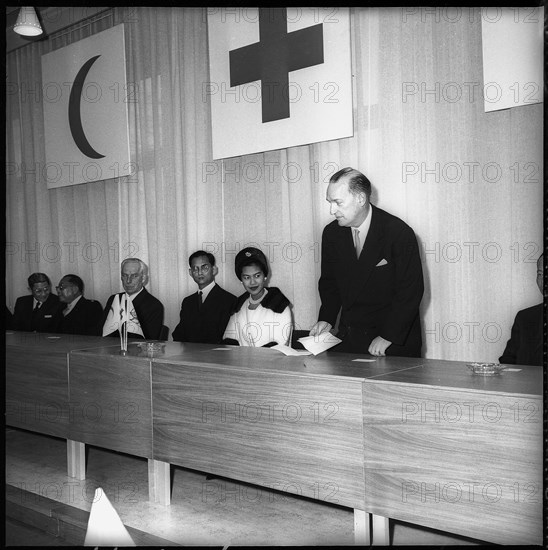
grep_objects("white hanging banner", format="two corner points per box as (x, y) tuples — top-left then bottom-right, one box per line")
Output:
(481, 7), (543, 112)
(41, 24), (132, 188)
(207, 7), (353, 159)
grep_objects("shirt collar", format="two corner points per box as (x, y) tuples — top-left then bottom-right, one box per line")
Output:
(199, 280), (216, 302)
(64, 294), (83, 314)
(355, 204), (373, 241)
(126, 287), (144, 301)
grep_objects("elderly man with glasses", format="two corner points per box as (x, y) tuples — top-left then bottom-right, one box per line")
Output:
(102, 257), (164, 340)
(55, 274), (103, 335)
(172, 250), (236, 344)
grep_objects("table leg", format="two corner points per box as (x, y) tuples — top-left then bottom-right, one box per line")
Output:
(354, 509), (371, 545)
(372, 514), (390, 545)
(148, 459), (170, 505)
(67, 439), (85, 480)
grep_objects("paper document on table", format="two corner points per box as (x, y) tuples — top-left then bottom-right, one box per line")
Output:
(352, 358), (376, 362)
(272, 344), (312, 356)
(297, 333), (342, 356)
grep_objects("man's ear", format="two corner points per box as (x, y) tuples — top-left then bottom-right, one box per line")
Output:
(212, 265), (219, 277)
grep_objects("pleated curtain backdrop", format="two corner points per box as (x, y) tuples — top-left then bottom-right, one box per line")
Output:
(6, 7), (543, 361)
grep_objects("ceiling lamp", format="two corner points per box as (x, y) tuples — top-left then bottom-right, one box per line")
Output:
(14, 7), (43, 36)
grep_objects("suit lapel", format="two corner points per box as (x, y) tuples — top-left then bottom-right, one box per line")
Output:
(334, 227), (355, 305)
(65, 297), (84, 318)
(347, 205), (385, 306)
(200, 284), (219, 309)
(191, 291), (201, 313)
(130, 289), (148, 312)
(131, 289), (142, 306)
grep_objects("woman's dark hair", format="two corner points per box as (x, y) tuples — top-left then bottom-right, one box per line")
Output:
(235, 247), (269, 280)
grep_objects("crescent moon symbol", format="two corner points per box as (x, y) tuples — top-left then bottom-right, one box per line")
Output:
(68, 55), (105, 159)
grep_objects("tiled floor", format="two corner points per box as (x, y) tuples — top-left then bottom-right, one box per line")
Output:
(6, 428), (481, 546)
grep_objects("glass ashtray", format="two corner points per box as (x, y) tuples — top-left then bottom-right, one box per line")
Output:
(136, 341), (166, 356)
(467, 362), (506, 375)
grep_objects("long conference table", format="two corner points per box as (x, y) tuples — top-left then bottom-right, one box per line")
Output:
(5, 331), (543, 545)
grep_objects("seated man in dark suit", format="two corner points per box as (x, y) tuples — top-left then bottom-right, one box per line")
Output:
(102, 258), (164, 340)
(12, 272), (62, 332)
(499, 254), (543, 366)
(55, 274), (103, 335)
(172, 250), (236, 343)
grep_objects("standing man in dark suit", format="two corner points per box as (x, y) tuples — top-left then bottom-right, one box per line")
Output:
(12, 272), (62, 332)
(310, 167), (424, 357)
(55, 274), (103, 335)
(499, 254), (543, 366)
(102, 258), (164, 340)
(172, 250), (236, 344)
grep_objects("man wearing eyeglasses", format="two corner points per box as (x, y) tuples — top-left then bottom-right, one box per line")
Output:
(12, 272), (62, 332)
(172, 250), (236, 344)
(102, 257), (164, 340)
(55, 274), (103, 335)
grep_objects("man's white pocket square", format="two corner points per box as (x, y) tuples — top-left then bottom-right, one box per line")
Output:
(376, 259), (388, 267)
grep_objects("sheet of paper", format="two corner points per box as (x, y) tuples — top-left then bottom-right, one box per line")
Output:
(503, 368), (522, 372)
(272, 344), (312, 356)
(297, 333), (342, 356)
(352, 358), (377, 362)
(211, 347), (234, 351)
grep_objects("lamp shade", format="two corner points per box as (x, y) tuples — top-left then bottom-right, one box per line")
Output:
(14, 7), (43, 36)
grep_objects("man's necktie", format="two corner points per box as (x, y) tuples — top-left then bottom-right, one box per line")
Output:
(198, 291), (203, 309)
(31, 301), (41, 331)
(354, 229), (361, 259)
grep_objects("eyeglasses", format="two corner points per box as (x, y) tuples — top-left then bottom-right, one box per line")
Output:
(32, 287), (50, 294)
(191, 265), (211, 274)
(121, 273), (141, 281)
(56, 284), (74, 290)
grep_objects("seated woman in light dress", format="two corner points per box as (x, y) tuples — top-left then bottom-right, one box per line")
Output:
(222, 247), (293, 347)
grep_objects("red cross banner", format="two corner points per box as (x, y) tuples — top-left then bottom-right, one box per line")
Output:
(41, 24), (131, 188)
(207, 7), (353, 159)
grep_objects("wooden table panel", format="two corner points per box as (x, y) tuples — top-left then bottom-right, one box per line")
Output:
(68, 348), (153, 458)
(152, 360), (366, 509)
(5, 332), (106, 438)
(363, 364), (543, 545)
